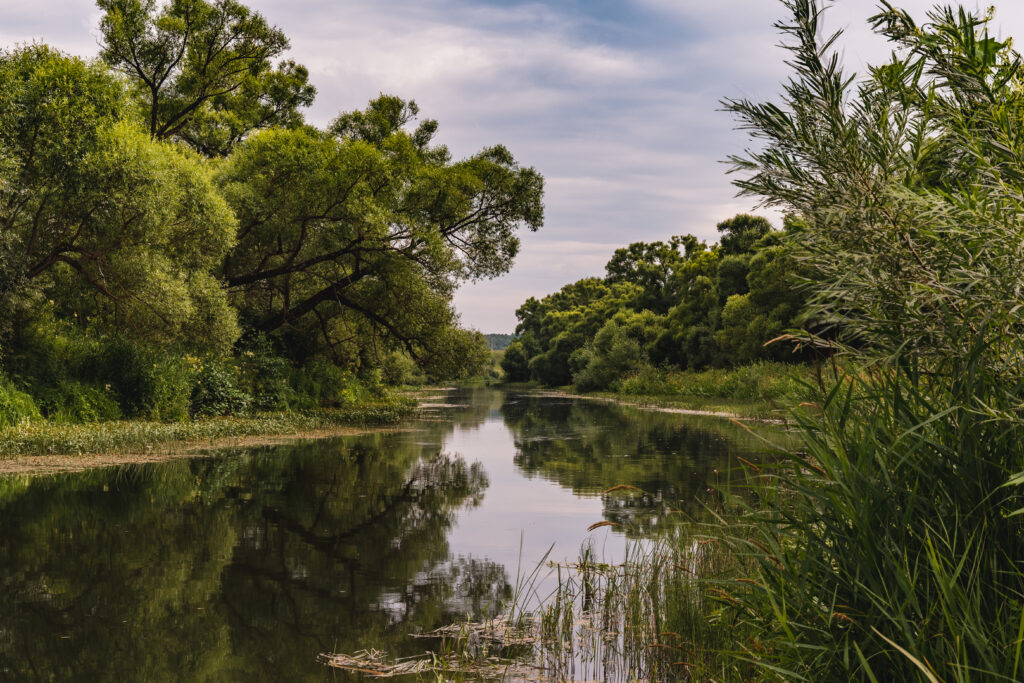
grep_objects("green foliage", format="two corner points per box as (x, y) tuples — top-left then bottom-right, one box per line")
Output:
(0, 398), (415, 457)
(0, 381), (40, 429)
(507, 214), (807, 387)
(287, 358), (353, 409)
(0, 45), (240, 352)
(605, 238), (687, 313)
(37, 381), (123, 424)
(379, 351), (425, 386)
(715, 214), (771, 256)
(719, 1), (1024, 679)
(420, 328), (492, 382)
(97, 0), (307, 153)
(499, 341), (529, 382)
(572, 311), (665, 392)
(0, 2), (538, 426)
(217, 97), (542, 375)
(616, 361), (809, 403)
(483, 333), (515, 351)
(190, 359), (251, 417)
(95, 340), (197, 420)
(237, 335), (292, 412)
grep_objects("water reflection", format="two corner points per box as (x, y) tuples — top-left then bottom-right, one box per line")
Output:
(502, 394), (788, 536)
(0, 388), (788, 680)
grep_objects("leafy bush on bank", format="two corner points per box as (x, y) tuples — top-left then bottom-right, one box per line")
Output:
(0, 382), (41, 429)
(0, 317), (429, 434)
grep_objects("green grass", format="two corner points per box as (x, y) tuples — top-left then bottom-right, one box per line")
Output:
(0, 397), (416, 458)
(558, 362), (819, 420)
(717, 356), (1024, 681)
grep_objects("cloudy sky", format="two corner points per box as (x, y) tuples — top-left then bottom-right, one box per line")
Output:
(4, 0), (1018, 332)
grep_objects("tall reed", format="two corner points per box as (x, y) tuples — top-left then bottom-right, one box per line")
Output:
(722, 340), (1024, 680)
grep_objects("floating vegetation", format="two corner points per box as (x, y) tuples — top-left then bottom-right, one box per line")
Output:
(322, 533), (743, 681)
(318, 649), (537, 679)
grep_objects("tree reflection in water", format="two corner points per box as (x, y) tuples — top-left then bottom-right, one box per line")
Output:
(0, 426), (506, 681)
(502, 393), (793, 537)
(0, 387), (791, 681)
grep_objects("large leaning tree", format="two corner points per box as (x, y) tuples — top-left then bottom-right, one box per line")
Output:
(217, 95), (544, 367)
(0, 45), (239, 351)
(97, 0), (315, 155)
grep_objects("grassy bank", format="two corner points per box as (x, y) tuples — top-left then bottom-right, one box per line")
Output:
(0, 397), (416, 458)
(556, 361), (816, 419)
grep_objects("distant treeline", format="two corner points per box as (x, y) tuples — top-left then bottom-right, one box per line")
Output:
(502, 214), (810, 389)
(0, 0), (543, 426)
(484, 334), (516, 351)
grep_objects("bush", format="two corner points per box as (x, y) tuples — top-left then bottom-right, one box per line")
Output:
(572, 313), (664, 392)
(141, 356), (197, 421)
(238, 336), (293, 411)
(0, 381), (41, 428)
(615, 362), (809, 403)
(380, 351), (424, 386)
(289, 358), (348, 408)
(7, 325), (197, 421)
(615, 364), (668, 395)
(190, 359), (252, 417)
(37, 380), (122, 423)
(92, 341), (195, 419)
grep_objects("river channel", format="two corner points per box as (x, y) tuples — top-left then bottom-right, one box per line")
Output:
(0, 387), (788, 681)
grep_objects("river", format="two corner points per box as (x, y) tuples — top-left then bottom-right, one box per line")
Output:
(0, 387), (788, 681)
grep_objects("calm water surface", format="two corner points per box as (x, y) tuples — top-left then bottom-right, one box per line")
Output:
(0, 387), (787, 681)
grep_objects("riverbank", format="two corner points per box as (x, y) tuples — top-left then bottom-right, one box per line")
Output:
(527, 361), (817, 420)
(0, 397), (416, 466)
(549, 389), (787, 421)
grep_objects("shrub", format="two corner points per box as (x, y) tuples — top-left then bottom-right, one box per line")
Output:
(289, 358), (347, 408)
(238, 336), (293, 411)
(189, 359), (252, 417)
(616, 364), (669, 395)
(141, 356), (197, 421)
(37, 380), (122, 423)
(0, 381), (41, 428)
(572, 314), (661, 391)
(380, 351), (424, 386)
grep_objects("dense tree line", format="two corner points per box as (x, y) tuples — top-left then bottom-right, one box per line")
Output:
(0, 0), (543, 423)
(501, 214), (810, 388)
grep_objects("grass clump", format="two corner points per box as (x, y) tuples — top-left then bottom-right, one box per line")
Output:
(718, 355), (1024, 681)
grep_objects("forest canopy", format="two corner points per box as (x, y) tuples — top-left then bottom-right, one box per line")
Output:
(0, 0), (543, 423)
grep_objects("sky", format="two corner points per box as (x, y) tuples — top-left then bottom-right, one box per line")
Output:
(4, 0), (1021, 332)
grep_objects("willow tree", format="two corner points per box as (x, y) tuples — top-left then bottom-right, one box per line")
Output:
(97, 0), (315, 155)
(0, 45), (239, 351)
(217, 95), (543, 369)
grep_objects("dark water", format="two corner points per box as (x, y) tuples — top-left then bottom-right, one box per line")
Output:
(0, 387), (787, 681)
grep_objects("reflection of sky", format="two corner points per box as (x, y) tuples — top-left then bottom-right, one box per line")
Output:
(442, 409), (637, 605)
(8, 1), (1024, 330)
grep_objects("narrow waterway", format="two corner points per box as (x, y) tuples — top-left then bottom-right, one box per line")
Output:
(0, 387), (788, 681)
